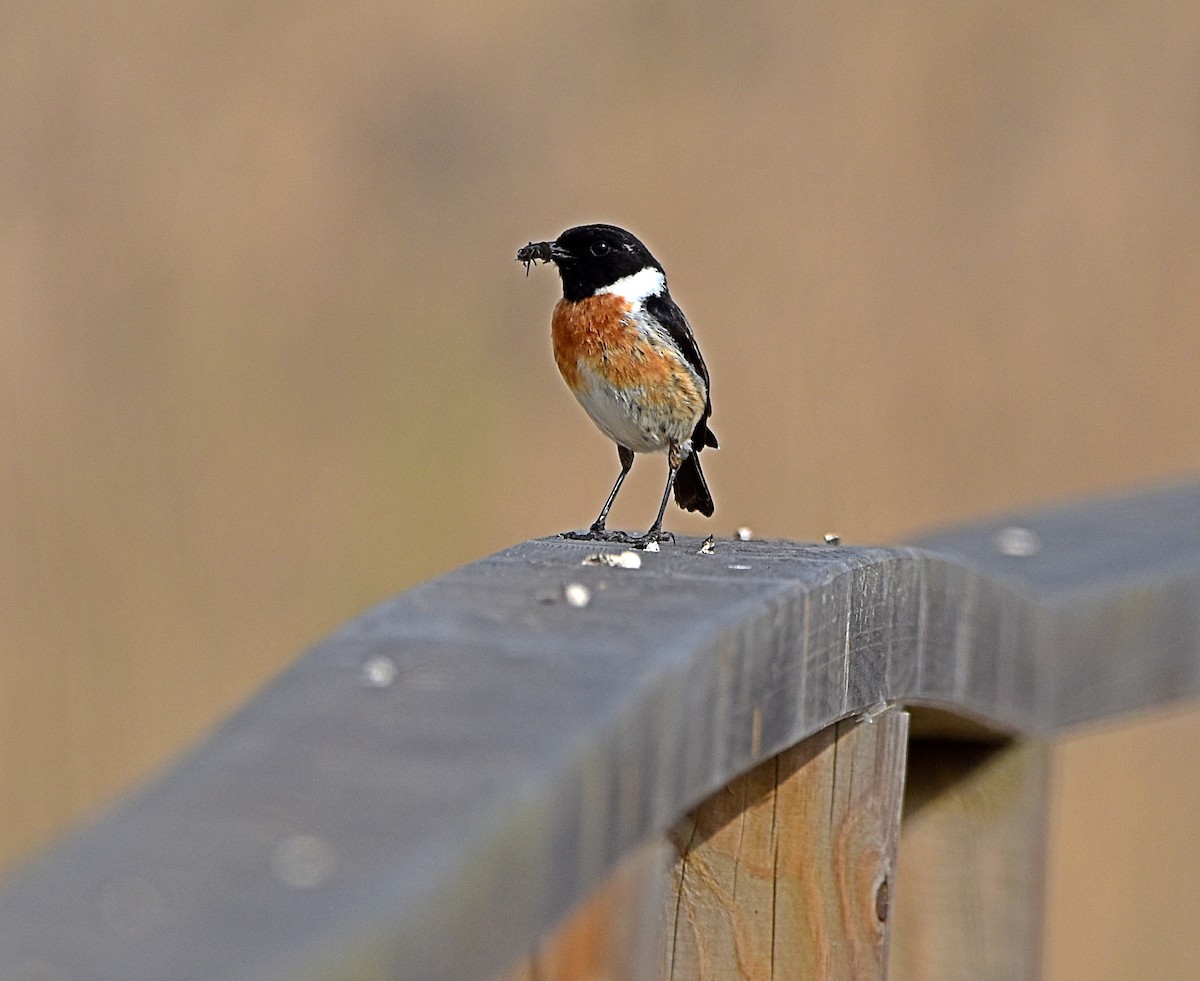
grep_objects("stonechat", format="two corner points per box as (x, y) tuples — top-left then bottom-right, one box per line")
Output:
(517, 224), (717, 547)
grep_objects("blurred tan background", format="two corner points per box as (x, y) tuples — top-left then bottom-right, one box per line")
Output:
(2, 1), (1198, 976)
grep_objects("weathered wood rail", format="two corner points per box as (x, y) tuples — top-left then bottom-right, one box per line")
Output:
(2, 482), (1199, 979)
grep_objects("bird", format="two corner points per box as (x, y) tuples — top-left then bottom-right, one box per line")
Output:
(516, 223), (718, 547)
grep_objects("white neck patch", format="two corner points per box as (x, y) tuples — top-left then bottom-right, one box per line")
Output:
(596, 266), (666, 305)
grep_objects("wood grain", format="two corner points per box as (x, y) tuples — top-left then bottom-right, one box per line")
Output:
(665, 712), (909, 980)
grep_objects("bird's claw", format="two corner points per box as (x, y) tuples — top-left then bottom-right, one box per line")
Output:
(560, 528), (673, 549)
(624, 530), (674, 549)
(560, 528), (620, 542)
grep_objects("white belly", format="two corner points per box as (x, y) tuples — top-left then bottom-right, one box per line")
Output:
(571, 365), (697, 454)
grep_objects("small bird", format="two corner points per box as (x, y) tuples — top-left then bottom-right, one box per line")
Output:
(517, 223), (718, 547)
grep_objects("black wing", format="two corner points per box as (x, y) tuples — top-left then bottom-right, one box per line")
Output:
(646, 291), (718, 449)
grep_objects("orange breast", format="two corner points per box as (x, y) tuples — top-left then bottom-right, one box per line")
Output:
(551, 295), (690, 400)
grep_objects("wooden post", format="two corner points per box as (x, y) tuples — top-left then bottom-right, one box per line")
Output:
(664, 711), (910, 980)
(888, 738), (1052, 981)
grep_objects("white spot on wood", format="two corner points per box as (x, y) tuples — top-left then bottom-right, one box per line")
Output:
(582, 551), (642, 569)
(564, 583), (592, 607)
(361, 656), (398, 688)
(993, 526), (1041, 557)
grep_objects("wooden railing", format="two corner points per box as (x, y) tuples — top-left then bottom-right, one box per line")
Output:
(2, 482), (1199, 980)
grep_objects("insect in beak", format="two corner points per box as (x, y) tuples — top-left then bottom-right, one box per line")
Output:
(516, 240), (554, 276)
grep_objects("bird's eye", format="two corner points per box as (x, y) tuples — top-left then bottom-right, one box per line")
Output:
(590, 241), (610, 256)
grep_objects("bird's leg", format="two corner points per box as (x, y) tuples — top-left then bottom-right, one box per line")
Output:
(561, 446), (635, 542)
(626, 443), (683, 549)
(590, 445), (635, 533)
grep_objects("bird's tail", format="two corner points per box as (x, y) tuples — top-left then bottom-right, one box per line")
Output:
(674, 451), (715, 517)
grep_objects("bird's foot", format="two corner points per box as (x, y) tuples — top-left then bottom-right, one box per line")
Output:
(622, 529), (675, 550)
(559, 527), (674, 548)
(560, 526), (624, 542)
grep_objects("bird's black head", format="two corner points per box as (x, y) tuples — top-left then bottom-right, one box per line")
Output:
(520, 224), (664, 302)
